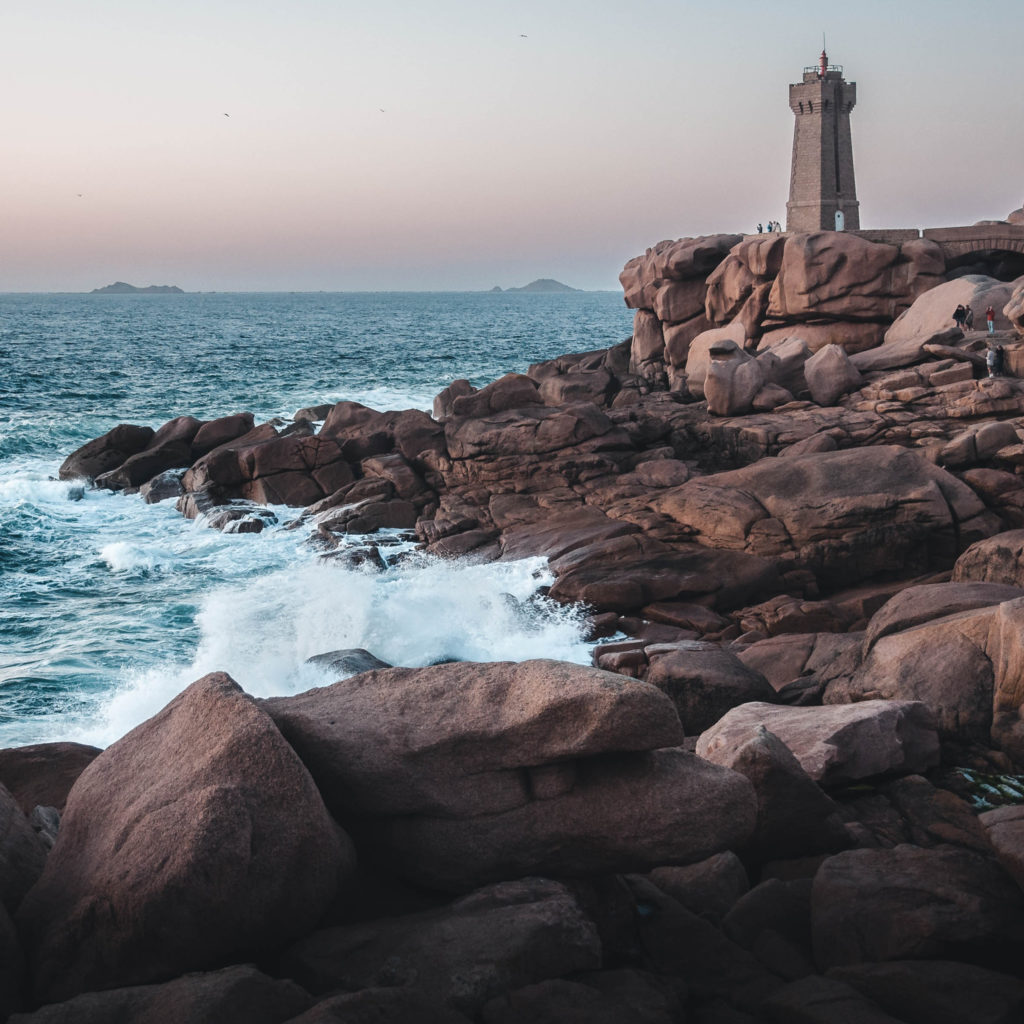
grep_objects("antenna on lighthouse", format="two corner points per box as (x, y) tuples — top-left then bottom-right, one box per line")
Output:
(820, 33), (828, 77)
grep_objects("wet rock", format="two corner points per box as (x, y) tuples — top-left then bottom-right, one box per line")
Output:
(17, 673), (354, 1004)
(140, 468), (184, 503)
(190, 412), (256, 457)
(305, 649), (393, 677)
(94, 439), (193, 491)
(979, 804), (1024, 890)
(58, 424), (154, 481)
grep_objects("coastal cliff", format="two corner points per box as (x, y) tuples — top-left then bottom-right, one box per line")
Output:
(5, 229), (1024, 1020)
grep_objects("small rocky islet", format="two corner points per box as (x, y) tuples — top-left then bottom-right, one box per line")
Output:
(6, 224), (1024, 1021)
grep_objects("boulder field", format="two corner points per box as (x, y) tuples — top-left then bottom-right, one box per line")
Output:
(12, 228), (1024, 1021)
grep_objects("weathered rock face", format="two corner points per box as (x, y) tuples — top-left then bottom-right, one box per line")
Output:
(278, 878), (602, 1014)
(704, 341), (765, 416)
(765, 233), (945, 324)
(264, 660), (755, 890)
(648, 446), (998, 590)
(811, 845), (1024, 968)
(886, 274), (1021, 345)
(58, 424), (154, 481)
(953, 529), (1024, 586)
(17, 673), (353, 1004)
(696, 700), (940, 787)
(803, 343), (863, 406)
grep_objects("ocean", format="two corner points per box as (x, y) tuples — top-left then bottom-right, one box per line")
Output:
(0, 291), (634, 749)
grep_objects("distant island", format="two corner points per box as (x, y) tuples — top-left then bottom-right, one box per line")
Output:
(491, 279), (580, 293)
(91, 282), (184, 294)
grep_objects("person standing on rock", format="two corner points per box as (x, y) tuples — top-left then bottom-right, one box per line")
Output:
(987, 305), (996, 334)
(964, 306), (975, 330)
(757, 223), (763, 233)
(953, 304), (966, 330)
(987, 344), (998, 378)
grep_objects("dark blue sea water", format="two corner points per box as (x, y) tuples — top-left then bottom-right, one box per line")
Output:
(0, 291), (633, 747)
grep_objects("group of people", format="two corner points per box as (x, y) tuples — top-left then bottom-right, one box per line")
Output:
(756, 221), (783, 233)
(952, 304), (998, 334)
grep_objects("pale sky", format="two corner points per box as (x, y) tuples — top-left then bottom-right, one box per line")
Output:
(3, 0), (1022, 292)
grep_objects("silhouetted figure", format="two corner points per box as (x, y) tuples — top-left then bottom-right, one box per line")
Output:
(964, 306), (974, 330)
(953, 304), (966, 330)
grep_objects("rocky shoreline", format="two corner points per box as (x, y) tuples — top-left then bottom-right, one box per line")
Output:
(5, 228), (1024, 1020)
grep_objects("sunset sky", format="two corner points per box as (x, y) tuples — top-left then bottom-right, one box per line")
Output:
(3, 0), (1023, 292)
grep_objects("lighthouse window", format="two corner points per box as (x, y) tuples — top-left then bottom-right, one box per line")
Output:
(808, 101), (813, 113)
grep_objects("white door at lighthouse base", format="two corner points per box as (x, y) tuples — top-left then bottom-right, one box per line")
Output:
(835, 210), (845, 231)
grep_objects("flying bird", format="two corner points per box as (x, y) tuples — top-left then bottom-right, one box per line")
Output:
(520, 33), (527, 37)
(223, 112), (230, 117)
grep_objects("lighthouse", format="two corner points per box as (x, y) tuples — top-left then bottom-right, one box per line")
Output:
(785, 49), (860, 232)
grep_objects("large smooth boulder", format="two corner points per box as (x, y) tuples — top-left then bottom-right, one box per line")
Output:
(803, 343), (863, 406)
(648, 446), (998, 589)
(811, 845), (1024, 968)
(829, 606), (997, 742)
(885, 274), (1019, 345)
(58, 424), (154, 481)
(358, 747), (756, 891)
(17, 673), (353, 1004)
(277, 878), (602, 1015)
(7, 965), (313, 1024)
(264, 660), (756, 891)
(696, 701), (939, 788)
(766, 233), (943, 323)
(863, 581), (1024, 652)
(265, 660), (684, 819)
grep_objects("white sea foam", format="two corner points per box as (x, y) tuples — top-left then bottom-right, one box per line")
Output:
(69, 552), (591, 747)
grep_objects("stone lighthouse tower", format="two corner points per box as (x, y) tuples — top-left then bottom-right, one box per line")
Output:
(786, 49), (860, 232)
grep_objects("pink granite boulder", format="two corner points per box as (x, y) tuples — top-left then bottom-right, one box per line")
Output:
(17, 673), (354, 1005)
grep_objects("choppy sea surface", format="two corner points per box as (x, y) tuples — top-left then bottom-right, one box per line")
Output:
(0, 291), (633, 748)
